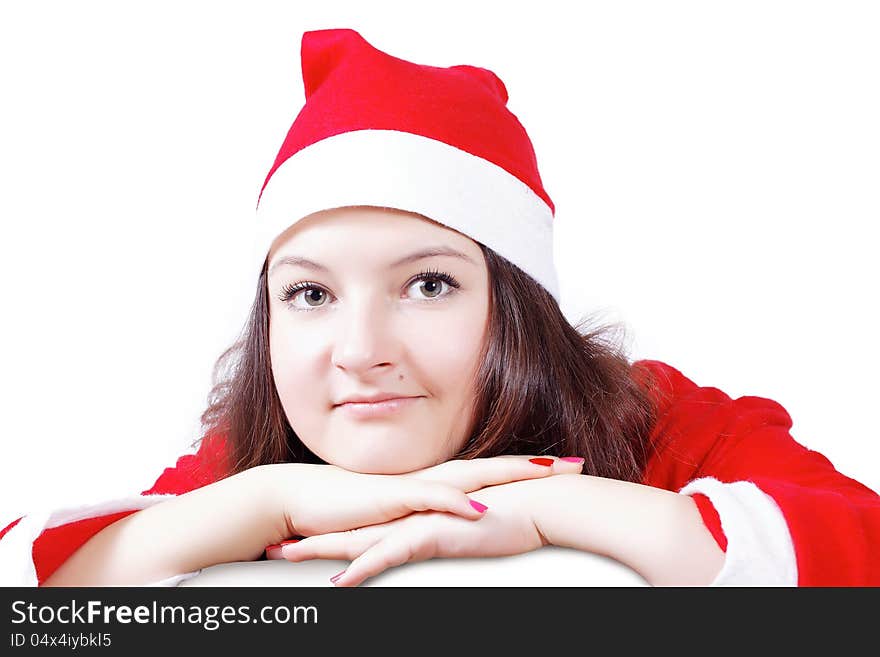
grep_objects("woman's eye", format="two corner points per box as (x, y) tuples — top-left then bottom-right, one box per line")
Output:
(405, 276), (449, 299)
(277, 269), (460, 312)
(278, 284), (327, 310)
(299, 287), (328, 308)
(406, 269), (461, 300)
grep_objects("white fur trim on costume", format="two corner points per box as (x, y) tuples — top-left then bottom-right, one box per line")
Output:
(679, 477), (798, 586)
(252, 129), (560, 303)
(0, 494), (201, 587)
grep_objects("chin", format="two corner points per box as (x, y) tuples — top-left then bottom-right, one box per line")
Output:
(334, 451), (431, 475)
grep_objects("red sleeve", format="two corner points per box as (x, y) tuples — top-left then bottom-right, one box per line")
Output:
(690, 493), (727, 552)
(4, 432), (230, 586)
(636, 359), (880, 586)
(141, 431), (229, 496)
(2, 508), (145, 587)
(32, 511), (143, 585)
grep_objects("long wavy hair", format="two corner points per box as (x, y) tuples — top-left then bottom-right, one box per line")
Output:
(195, 242), (663, 484)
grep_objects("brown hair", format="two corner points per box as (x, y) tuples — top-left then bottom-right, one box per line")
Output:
(196, 244), (661, 484)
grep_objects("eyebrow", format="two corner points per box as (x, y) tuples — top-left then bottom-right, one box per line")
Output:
(268, 246), (477, 277)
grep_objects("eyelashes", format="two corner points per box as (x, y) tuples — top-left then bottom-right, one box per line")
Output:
(276, 267), (462, 312)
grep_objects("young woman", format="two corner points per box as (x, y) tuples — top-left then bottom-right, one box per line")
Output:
(2, 28), (877, 588)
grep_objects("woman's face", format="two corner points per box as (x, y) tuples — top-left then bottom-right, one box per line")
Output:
(266, 206), (491, 474)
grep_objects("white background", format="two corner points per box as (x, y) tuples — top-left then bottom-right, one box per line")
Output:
(1, 1), (877, 573)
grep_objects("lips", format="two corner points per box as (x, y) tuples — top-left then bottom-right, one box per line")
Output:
(334, 394), (421, 406)
(334, 395), (423, 418)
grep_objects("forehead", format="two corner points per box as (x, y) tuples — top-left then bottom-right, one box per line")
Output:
(267, 206), (482, 273)
(277, 205), (457, 240)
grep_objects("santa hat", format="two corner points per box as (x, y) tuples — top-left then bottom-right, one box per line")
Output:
(252, 28), (560, 304)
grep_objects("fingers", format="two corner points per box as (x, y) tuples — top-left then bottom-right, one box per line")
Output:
(328, 526), (434, 587)
(268, 525), (429, 587)
(271, 525), (385, 564)
(405, 454), (585, 492)
(397, 479), (489, 521)
(265, 539), (301, 560)
(267, 524), (426, 588)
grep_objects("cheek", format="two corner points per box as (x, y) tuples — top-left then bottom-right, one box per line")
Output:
(405, 303), (488, 393)
(269, 323), (328, 429)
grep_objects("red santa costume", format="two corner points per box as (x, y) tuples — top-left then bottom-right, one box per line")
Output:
(2, 29), (878, 586)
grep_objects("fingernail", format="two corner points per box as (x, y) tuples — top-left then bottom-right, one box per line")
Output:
(279, 540), (303, 558)
(469, 499), (488, 513)
(560, 456), (584, 463)
(267, 539), (301, 552)
(529, 457), (554, 467)
(330, 570), (346, 584)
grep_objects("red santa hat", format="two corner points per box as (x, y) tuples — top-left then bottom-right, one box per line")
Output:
(252, 28), (560, 304)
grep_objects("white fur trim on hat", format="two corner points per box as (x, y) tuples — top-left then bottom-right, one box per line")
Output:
(679, 477), (798, 586)
(252, 129), (560, 303)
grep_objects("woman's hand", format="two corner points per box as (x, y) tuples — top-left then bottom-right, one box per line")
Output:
(266, 475), (562, 587)
(260, 456), (584, 544)
(400, 454), (583, 489)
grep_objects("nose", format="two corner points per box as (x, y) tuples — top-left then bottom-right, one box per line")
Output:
(330, 296), (399, 374)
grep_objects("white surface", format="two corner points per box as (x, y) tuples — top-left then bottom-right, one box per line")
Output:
(1, 0), (878, 583)
(180, 547), (649, 587)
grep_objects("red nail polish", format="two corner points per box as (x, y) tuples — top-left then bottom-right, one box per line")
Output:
(265, 543), (281, 551)
(469, 499), (488, 513)
(529, 457), (553, 466)
(280, 539), (301, 546)
(560, 456), (584, 463)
